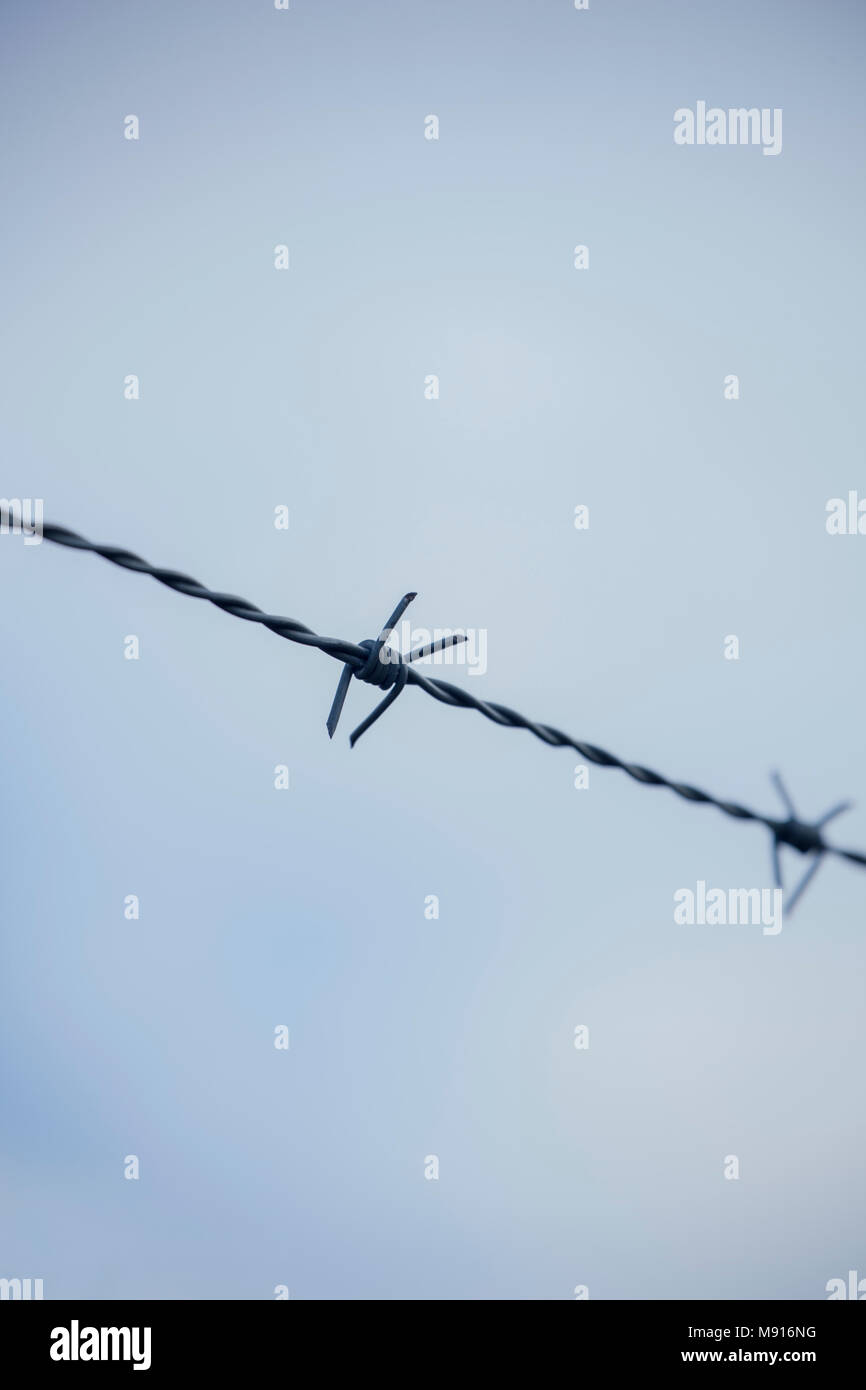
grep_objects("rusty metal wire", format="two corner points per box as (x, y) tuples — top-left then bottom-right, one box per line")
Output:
(5, 511), (865, 911)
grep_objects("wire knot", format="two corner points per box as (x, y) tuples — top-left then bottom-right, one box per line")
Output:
(352, 638), (407, 691)
(326, 593), (466, 747)
(772, 818), (825, 856)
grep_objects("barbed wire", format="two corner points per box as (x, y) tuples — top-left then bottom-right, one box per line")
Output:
(4, 509), (865, 912)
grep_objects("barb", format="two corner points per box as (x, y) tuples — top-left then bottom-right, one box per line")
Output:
(5, 511), (866, 911)
(768, 772), (856, 914)
(326, 592), (467, 745)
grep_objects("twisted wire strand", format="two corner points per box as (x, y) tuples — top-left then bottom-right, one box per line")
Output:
(8, 515), (866, 872)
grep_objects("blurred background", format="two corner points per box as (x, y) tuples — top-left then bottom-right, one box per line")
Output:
(1, 0), (864, 1299)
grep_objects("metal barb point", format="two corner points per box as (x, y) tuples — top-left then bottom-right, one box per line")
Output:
(769, 771), (853, 914)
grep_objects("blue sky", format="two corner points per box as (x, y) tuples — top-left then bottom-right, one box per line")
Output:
(1, 0), (864, 1298)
